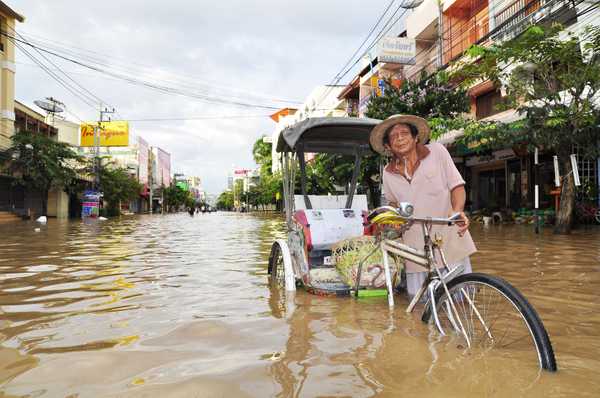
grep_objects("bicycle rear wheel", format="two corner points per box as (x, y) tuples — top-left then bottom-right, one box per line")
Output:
(423, 273), (557, 371)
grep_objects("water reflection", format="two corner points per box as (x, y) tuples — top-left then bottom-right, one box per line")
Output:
(0, 214), (599, 396)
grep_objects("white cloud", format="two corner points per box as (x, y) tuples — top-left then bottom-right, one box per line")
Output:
(11, 0), (394, 193)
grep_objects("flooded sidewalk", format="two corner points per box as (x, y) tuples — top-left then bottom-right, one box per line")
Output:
(0, 213), (599, 397)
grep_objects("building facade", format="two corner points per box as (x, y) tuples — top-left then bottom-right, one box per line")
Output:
(0, 1), (23, 150)
(339, 0), (598, 212)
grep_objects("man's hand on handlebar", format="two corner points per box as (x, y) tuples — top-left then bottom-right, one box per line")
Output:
(455, 211), (470, 237)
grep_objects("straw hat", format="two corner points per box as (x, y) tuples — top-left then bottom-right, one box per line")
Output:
(369, 114), (430, 155)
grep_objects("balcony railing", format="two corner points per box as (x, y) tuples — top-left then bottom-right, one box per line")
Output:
(404, 44), (439, 82)
(495, 0), (540, 27)
(490, 0), (582, 42)
(442, 2), (490, 65)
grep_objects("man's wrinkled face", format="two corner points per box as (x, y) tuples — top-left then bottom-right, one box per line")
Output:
(386, 124), (417, 157)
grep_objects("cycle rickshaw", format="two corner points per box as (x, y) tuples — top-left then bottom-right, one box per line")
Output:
(268, 117), (557, 371)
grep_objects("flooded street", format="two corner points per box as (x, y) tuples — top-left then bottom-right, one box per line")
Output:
(0, 213), (599, 397)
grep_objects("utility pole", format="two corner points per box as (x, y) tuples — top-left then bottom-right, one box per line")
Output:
(94, 105), (115, 191)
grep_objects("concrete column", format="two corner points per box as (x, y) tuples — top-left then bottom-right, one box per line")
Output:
(47, 188), (69, 218)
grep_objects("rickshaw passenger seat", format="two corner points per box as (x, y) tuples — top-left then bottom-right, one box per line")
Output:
(293, 195), (368, 211)
(293, 207), (366, 252)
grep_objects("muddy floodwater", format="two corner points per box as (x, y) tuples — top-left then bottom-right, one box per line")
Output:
(0, 213), (599, 397)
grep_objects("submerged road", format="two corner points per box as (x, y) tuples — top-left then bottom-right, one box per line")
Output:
(0, 213), (599, 397)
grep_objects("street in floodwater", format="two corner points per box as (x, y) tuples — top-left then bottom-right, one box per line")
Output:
(0, 213), (599, 397)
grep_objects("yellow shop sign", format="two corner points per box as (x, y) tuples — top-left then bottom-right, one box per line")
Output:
(80, 121), (129, 147)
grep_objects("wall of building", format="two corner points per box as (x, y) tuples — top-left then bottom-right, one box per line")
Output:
(54, 119), (80, 146)
(0, 15), (16, 149)
(47, 188), (69, 218)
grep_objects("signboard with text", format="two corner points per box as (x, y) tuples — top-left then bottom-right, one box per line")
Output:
(377, 37), (416, 65)
(80, 121), (129, 147)
(234, 168), (251, 176)
(82, 190), (101, 218)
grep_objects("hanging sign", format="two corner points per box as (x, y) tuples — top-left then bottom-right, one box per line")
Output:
(377, 37), (416, 65)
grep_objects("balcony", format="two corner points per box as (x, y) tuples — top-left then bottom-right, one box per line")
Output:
(442, 0), (490, 65)
(490, 0), (581, 42)
(404, 43), (439, 82)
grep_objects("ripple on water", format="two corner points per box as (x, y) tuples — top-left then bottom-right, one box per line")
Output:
(0, 216), (599, 397)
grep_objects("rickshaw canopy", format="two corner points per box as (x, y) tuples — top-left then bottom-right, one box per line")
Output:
(276, 117), (382, 155)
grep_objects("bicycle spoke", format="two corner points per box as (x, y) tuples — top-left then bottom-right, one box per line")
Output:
(437, 281), (537, 356)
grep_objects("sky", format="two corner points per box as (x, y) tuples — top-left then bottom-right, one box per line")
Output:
(10, 1), (405, 194)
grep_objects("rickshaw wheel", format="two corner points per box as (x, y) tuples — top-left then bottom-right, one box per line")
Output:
(269, 243), (286, 288)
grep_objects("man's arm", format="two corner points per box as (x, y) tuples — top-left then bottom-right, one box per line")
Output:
(450, 185), (466, 212)
(450, 185), (469, 237)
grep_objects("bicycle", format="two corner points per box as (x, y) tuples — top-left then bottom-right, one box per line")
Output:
(357, 203), (557, 372)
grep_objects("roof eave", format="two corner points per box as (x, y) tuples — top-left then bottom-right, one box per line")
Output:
(0, 1), (25, 22)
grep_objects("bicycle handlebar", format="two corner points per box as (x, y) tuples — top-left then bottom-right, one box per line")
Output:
(367, 206), (464, 226)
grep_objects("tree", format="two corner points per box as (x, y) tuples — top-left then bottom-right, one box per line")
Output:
(305, 71), (474, 208)
(0, 131), (82, 215)
(163, 184), (192, 212)
(97, 162), (142, 216)
(453, 24), (600, 234)
(216, 190), (234, 210)
(252, 137), (273, 175)
(366, 70), (471, 137)
(233, 179), (245, 210)
(249, 136), (283, 211)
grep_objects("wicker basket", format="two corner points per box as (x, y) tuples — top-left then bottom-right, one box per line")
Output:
(332, 236), (401, 288)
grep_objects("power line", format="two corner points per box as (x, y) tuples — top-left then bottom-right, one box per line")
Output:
(329, 1), (396, 86)
(125, 114), (272, 122)
(1, 30), (292, 111)
(11, 39), (97, 111)
(315, 4), (409, 109)
(6, 25), (116, 114)
(17, 30), (303, 106)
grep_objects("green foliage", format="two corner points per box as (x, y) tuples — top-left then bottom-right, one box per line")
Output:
(452, 24), (600, 158)
(216, 190), (234, 210)
(0, 131), (82, 213)
(252, 137), (273, 175)
(217, 136), (282, 211)
(366, 71), (470, 121)
(97, 163), (142, 216)
(295, 71), (471, 207)
(163, 184), (193, 212)
(452, 23), (600, 233)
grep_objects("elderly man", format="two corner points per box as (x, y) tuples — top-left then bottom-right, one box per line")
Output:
(369, 114), (476, 297)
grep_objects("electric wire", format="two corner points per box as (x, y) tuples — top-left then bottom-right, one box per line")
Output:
(125, 114), (272, 122)
(328, 0), (396, 87)
(6, 25), (117, 115)
(17, 30), (303, 105)
(315, 4), (409, 109)
(1, 31), (296, 111)
(11, 39), (97, 112)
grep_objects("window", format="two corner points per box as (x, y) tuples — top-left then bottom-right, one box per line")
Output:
(475, 89), (503, 119)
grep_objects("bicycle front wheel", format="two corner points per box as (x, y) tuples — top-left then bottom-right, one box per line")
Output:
(423, 273), (557, 372)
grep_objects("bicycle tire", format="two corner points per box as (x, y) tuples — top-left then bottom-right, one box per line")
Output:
(422, 272), (557, 372)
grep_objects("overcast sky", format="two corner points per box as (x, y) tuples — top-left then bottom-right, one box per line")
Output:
(11, 1), (403, 194)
